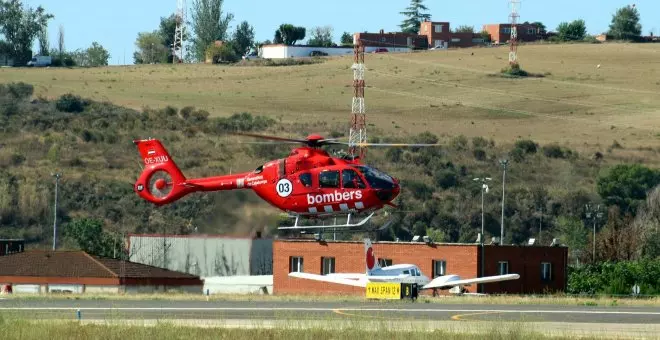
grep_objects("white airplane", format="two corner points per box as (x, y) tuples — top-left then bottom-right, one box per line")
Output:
(288, 238), (520, 294)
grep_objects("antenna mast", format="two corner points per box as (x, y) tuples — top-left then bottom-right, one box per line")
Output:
(349, 40), (366, 160)
(508, 0), (520, 66)
(173, 0), (186, 63)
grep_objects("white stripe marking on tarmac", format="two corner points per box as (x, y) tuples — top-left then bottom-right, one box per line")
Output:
(0, 307), (658, 315)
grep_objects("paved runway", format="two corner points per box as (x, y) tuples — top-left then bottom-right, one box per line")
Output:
(1, 299), (659, 324)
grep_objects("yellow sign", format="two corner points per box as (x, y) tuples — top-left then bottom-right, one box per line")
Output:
(365, 282), (401, 299)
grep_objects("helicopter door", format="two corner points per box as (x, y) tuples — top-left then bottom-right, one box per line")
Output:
(278, 159), (286, 179)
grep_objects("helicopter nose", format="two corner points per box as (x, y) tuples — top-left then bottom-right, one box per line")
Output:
(375, 178), (400, 202)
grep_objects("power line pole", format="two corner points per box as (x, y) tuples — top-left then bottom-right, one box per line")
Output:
(51, 173), (62, 250)
(585, 204), (602, 262)
(499, 159), (509, 245)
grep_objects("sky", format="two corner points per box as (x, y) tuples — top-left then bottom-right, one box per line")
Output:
(21, 0), (660, 65)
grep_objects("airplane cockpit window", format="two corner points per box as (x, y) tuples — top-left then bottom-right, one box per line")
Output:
(319, 170), (340, 188)
(352, 165), (396, 189)
(299, 173), (312, 187)
(403, 270), (410, 275)
(342, 169), (366, 189)
(414, 268), (421, 276)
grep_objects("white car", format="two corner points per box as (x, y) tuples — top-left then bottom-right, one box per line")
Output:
(242, 52), (260, 60)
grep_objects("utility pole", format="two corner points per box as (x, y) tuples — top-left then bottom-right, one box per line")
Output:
(51, 173), (62, 250)
(585, 204), (603, 262)
(499, 159), (509, 245)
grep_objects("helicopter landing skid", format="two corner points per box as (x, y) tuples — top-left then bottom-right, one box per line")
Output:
(277, 212), (375, 230)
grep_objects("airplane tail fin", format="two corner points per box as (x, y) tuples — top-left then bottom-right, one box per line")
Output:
(133, 138), (191, 205)
(364, 238), (381, 275)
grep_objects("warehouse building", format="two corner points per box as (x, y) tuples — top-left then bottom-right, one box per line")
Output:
(274, 239), (568, 295)
(0, 250), (203, 294)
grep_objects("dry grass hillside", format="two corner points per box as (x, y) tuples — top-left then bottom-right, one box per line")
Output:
(2, 43), (659, 152)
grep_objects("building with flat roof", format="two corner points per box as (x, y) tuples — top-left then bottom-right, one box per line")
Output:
(482, 23), (546, 44)
(0, 250), (203, 294)
(274, 239), (567, 296)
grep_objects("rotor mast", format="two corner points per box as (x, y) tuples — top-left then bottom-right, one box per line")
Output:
(349, 40), (366, 160)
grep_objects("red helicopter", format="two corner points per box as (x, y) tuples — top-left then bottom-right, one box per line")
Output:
(133, 133), (436, 229)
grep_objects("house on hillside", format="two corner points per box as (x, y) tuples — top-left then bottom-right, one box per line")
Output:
(0, 250), (203, 294)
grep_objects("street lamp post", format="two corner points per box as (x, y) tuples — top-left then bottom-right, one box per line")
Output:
(473, 176), (491, 293)
(51, 172), (62, 250)
(473, 177), (492, 239)
(499, 159), (509, 245)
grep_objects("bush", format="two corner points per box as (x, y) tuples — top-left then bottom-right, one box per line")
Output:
(472, 136), (488, 149)
(206, 43), (239, 64)
(473, 148), (487, 161)
(434, 169), (458, 189)
(0, 82), (34, 100)
(515, 139), (538, 154)
(56, 94), (87, 113)
(542, 144), (574, 159)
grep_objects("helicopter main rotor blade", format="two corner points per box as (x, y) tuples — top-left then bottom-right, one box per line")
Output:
(355, 142), (442, 147)
(230, 132), (309, 144)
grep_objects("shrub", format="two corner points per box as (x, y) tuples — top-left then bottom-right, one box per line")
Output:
(472, 136), (488, 149)
(56, 94), (87, 113)
(2, 82), (34, 99)
(542, 144), (574, 159)
(515, 139), (538, 154)
(450, 135), (468, 150)
(434, 169), (458, 189)
(473, 148), (487, 161)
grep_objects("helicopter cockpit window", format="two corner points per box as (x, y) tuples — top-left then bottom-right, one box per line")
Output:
(319, 170), (340, 188)
(342, 169), (366, 189)
(299, 173), (312, 187)
(254, 165), (264, 174)
(352, 165), (396, 190)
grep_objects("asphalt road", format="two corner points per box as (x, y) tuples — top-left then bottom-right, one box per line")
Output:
(1, 299), (659, 324)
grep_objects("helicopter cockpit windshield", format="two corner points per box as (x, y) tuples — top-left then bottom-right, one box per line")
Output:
(351, 165), (397, 190)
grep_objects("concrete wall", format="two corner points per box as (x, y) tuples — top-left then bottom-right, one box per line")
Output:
(128, 235), (273, 277)
(85, 285), (121, 294)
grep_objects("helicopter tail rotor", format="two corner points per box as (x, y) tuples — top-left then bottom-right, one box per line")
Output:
(133, 138), (191, 205)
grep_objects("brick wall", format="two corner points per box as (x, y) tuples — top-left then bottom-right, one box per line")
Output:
(481, 245), (568, 294)
(273, 240), (479, 295)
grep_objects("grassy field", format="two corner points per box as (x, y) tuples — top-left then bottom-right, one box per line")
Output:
(0, 318), (628, 340)
(2, 42), (659, 152)
(3, 292), (660, 307)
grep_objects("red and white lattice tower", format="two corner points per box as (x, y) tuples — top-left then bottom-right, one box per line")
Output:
(349, 41), (366, 160)
(508, 0), (521, 66)
(173, 0), (186, 63)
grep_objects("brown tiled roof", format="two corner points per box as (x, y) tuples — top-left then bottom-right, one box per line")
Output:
(0, 250), (199, 280)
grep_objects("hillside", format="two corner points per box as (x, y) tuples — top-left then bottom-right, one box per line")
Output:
(2, 43), (660, 152)
(1, 42), (659, 257)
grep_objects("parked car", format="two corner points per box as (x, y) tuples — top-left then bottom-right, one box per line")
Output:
(309, 50), (328, 57)
(372, 48), (388, 53)
(242, 51), (260, 60)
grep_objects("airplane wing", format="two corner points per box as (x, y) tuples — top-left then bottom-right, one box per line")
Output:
(422, 274), (520, 290)
(288, 272), (368, 288)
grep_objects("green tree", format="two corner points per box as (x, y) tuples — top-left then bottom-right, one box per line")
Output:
(340, 31), (352, 45)
(38, 27), (48, 55)
(307, 25), (333, 47)
(596, 164), (660, 214)
(454, 25), (474, 33)
(190, 0), (234, 61)
(64, 218), (116, 258)
(273, 24), (305, 45)
(531, 21), (546, 34)
(607, 5), (642, 41)
(557, 215), (588, 262)
(0, 0), (54, 64)
(556, 19), (587, 41)
(231, 20), (255, 55)
(57, 24), (64, 59)
(399, 0), (431, 34)
(134, 31), (169, 64)
(479, 30), (491, 42)
(85, 42), (110, 66)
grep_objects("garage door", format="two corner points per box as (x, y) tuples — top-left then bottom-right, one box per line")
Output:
(13, 284), (40, 294)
